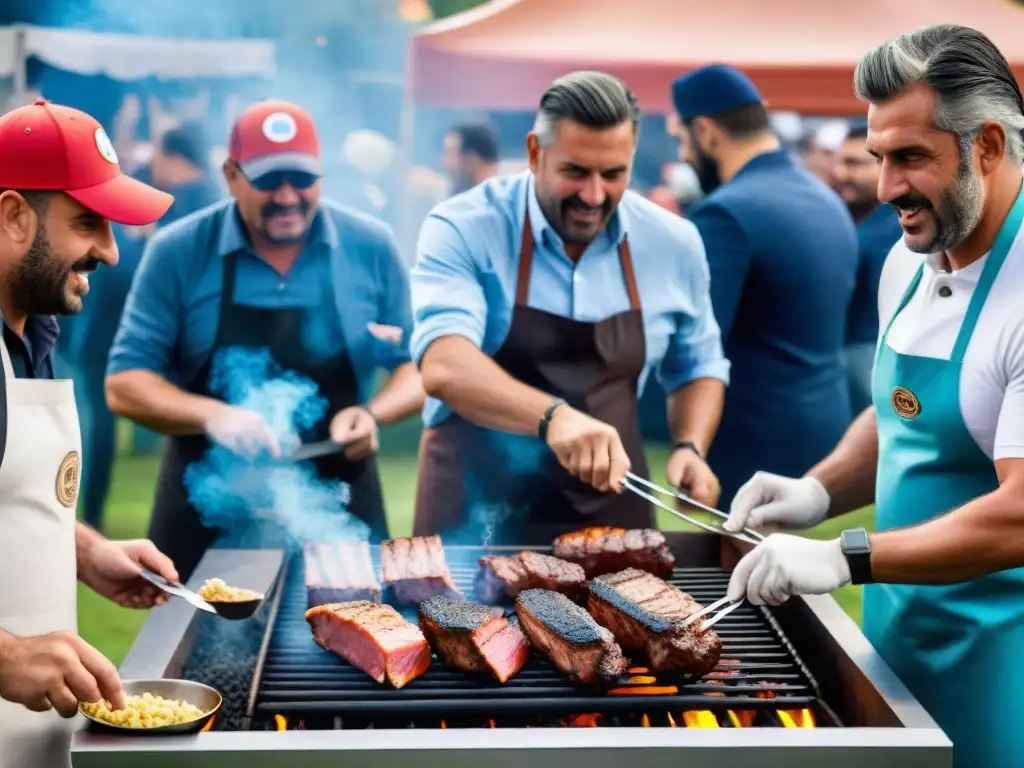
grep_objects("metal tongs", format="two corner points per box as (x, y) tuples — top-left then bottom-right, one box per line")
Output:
(622, 472), (765, 546)
(138, 568), (217, 615)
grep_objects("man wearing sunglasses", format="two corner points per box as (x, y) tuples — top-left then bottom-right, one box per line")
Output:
(105, 100), (423, 579)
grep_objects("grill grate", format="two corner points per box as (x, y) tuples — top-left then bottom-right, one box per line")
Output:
(253, 546), (825, 722)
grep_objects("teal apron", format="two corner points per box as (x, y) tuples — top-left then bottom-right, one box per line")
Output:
(863, 186), (1024, 768)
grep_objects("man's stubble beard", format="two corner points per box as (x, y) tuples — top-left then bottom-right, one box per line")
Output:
(9, 225), (79, 317)
(907, 149), (985, 255)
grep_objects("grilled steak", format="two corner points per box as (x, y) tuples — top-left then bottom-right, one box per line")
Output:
(475, 551), (587, 604)
(515, 588), (626, 684)
(586, 568), (722, 679)
(381, 535), (464, 605)
(552, 527), (675, 578)
(418, 596), (530, 683)
(304, 541), (381, 608)
(305, 601), (431, 688)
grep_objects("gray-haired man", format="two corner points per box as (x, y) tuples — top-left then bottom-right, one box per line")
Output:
(408, 70), (729, 545)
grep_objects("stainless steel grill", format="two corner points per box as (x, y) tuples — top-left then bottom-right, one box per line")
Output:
(71, 534), (953, 767)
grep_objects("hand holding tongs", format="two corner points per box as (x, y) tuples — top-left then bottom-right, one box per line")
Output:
(622, 472), (765, 546)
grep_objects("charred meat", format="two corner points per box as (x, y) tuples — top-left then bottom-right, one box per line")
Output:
(586, 568), (722, 679)
(418, 596), (530, 684)
(552, 527), (675, 578)
(304, 541), (381, 608)
(381, 535), (464, 605)
(515, 588), (626, 685)
(305, 601), (431, 688)
(475, 551), (587, 604)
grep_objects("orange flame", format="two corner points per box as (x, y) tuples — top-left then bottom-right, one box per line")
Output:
(626, 675), (657, 684)
(440, 720), (447, 729)
(641, 713), (651, 727)
(200, 716), (215, 733)
(727, 710), (757, 728)
(607, 685), (679, 695)
(666, 713), (677, 727)
(778, 709), (816, 728)
(488, 719), (496, 729)
(567, 713), (603, 727)
(273, 715), (287, 732)
(627, 667), (650, 674)
(683, 711), (719, 728)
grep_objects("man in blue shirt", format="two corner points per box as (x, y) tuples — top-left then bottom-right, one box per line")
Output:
(833, 121), (904, 413)
(410, 71), (730, 545)
(671, 65), (860, 510)
(106, 100), (423, 580)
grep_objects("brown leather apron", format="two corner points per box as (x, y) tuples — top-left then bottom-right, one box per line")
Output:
(413, 211), (653, 546)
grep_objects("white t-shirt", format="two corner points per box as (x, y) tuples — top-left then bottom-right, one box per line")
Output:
(877, 227), (1024, 461)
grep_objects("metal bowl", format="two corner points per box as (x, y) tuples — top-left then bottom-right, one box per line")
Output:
(79, 678), (222, 735)
(208, 595), (263, 620)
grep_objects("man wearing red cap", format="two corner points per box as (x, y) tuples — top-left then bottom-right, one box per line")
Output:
(0, 99), (181, 767)
(105, 99), (423, 579)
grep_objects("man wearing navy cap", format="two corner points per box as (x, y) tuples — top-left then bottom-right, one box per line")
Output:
(671, 65), (860, 510)
(0, 99), (183, 767)
(105, 99), (424, 579)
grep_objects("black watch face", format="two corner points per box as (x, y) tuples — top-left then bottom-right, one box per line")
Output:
(842, 528), (870, 552)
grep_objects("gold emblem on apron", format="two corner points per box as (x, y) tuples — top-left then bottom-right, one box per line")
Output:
(56, 451), (80, 508)
(891, 386), (921, 419)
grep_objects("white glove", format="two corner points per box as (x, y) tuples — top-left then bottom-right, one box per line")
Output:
(724, 472), (831, 533)
(726, 534), (851, 605)
(203, 405), (281, 458)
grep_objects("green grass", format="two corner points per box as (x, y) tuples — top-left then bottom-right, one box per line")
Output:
(79, 441), (873, 665)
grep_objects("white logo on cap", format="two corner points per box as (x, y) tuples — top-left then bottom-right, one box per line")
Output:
(95, 128), (118, 164)
(262, 112), (298, 144)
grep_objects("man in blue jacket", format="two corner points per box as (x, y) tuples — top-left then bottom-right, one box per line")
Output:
(671, 65), (860, 509)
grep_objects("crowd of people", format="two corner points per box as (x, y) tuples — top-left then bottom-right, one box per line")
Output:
(0, 19), (1021, 768)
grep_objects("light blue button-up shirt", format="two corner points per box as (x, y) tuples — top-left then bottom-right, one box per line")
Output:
(107, 198), (413, 402)
(410, 170), (730, 427)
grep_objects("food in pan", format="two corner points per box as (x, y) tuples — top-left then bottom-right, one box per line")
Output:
(306, 601), (432, 688)
(515, 588), (627, 685)
(80, 692), (207, 728)
(552, 527), (675, 578)
(586, 568), (722, 678)
(198, 578), (263, 603)
(380, 535), (464, 604)
(418, 595), (531, 684)
(475, 551), (587, 604)
(304, 540), (382, 608)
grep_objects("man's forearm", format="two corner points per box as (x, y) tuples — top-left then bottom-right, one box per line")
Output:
(75, 521), (105, 582)
(666, 377), (725, 455)
(106, 370), (224, 436)
(367, 363), (425, 426)
(806, 406), (878, 518)
(419, 336), (553, 435)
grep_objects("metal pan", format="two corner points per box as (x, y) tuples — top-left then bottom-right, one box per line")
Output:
(78, 678), (222, 735)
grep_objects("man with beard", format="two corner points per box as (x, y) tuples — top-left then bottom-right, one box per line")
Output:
(0, 99), (182, 767)
(105, 100), (424, 580)
(410, 71), (729, 544)
(833, 121), (904, 413)
(723, 24), (1024, 768)
(442, 121), (500, 195)
(670, 64), (860, 510)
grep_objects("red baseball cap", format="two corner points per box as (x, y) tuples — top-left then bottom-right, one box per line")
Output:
(228, 99), (322, 180)
(0, 99), (173, 226)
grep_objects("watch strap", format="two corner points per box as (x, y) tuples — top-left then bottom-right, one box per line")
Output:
(672, 440), (703, 459)
(538, 398), (567, 442)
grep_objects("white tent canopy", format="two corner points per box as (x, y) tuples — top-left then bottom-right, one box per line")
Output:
(0, 24), (276, 85)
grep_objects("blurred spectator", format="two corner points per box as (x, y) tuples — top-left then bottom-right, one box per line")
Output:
(832, 120), (904, 414)
(798, 120), (847, 187)
(443, 121), (499, 194)
(151, 123), (222, 225)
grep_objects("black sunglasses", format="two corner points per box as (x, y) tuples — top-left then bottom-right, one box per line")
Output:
(232, 161), (318, 192)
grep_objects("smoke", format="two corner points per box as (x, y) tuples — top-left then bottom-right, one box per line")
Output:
(183, 347), (370, 551)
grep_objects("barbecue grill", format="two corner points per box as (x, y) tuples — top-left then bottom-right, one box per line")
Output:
(71, 534), (953, 767)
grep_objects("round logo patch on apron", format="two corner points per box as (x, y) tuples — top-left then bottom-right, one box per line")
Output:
(891, 386), (921, 419)
(56, 451), (81, 508)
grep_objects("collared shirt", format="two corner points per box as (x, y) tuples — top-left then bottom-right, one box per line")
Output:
(2, 314), (58, 379)
(410, 170), (730, 427)
(107, 198), (413, 402)
(846, 204), (904, 345)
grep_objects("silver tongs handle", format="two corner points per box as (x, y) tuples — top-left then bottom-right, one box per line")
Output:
(623, 472), (765, 546)
(682, 594), (746, 631)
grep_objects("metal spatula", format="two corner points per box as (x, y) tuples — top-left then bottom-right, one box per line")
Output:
(275, 439), (349, 463)
(138, 567), (217, 614)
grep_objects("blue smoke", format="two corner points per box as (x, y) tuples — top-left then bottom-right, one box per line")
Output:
(183, 346), (370, 550)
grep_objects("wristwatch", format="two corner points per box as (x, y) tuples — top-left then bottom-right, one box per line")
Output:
(538, 398), (567, 442)
(840, 528), (873, 585)
(672, 441), (703, 459)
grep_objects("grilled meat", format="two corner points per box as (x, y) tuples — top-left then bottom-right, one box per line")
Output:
(381, 535), (464, 605)
(515, 588), (626, 685)
(305, 601), (431, 688)
(552, 527), (675, 578)
(304, 541), (381, 608)
(418, 596), (530, 683)
(586, 568), (722, 679)
(475, 551), (587, 604)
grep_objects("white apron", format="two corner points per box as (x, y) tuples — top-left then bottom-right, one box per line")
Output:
(0, 334), (81, 768)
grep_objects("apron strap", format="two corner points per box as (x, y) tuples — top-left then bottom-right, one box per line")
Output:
(881, 265), (924, 341)
(950, 184), (1024, 363)
(515, 211), (641, 312)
